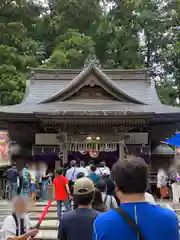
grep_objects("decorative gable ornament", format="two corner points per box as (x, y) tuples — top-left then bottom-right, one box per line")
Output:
(84, 54), (101, 68)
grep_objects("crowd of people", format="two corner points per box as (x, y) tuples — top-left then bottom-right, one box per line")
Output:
(1, 155), (179, 240)
(3, 163), (53, 201)
(54, 157), (179, 240)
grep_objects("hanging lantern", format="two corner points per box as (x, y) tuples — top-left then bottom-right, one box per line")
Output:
(89, 150), (99, 158)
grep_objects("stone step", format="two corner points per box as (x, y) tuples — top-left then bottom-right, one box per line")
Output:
(35, 202), (57, 207)
(31, 220), (59, 230)
(29, 212), (58, 221)
(0, 209), (11, 215)
(30, 205), (72, 213)
(35, 230), (58, 240)
(30, 206), (58, 213)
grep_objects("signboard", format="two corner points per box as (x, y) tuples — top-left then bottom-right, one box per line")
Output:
(124, 133), (148, 145)
(35, 132), (148, 146)
(0, 131), (11, 166)
(35, 133), (60, 145)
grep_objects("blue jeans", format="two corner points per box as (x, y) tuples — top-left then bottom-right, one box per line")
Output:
(7, 181), (18, 200)
(41, 180), (49, 201)
(57, 200), (71, 220)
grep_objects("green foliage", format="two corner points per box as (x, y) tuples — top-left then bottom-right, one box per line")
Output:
(0, 65), (25, 105)
(0, 0), (180, 105)
(43, 29), (95, 68)
(0, 0), (43, 105)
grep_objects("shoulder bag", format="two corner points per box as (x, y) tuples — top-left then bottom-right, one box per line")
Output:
(12, 213), (25, 236)
(12, 213), (19, 236)
(114, 208), (144, 240)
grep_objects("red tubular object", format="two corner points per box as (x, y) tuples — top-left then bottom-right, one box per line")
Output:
(35, 200), (53, 228)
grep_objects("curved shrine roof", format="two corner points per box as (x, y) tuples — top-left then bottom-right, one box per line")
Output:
(0, 64), (180, 120)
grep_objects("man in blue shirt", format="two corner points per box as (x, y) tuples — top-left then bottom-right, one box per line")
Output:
(93, 156), (179, 240)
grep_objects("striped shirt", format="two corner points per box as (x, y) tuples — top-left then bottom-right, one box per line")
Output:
(169, 168), (179, 182)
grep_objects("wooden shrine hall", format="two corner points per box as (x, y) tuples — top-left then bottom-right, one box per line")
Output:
(0, 56), (180, 169)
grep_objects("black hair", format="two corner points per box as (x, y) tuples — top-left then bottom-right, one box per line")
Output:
(100, 161), (105, 167)
(80, 161), (85, 167)
(55, 168), (63, 175)
(111, 156), (148, 194)
(74, 192), (95, 206)
(105, 178), (115, 195)
(89, 160), (94, 165)
(77, 172), (85, 179)
(92, 188), (106, 212)
(90, 165), (96, 172)
(71, 160), (76, 167)
(96, 180), (106, 193)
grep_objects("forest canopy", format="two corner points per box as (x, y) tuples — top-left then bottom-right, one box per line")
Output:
(0, 0), (179, 105)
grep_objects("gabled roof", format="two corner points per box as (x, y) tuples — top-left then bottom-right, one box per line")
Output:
(0, 63), (180, 121)
(40, 64), (144, 104)
(21, 66), (160, 105)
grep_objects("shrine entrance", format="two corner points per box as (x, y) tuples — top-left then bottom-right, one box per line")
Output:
(67, 141), (121, 168)
(32, 135), (125, 170)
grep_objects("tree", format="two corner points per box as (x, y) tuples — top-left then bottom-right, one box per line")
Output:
(101, 0), (143, 69)
(155, 1), (180, 103)
(0, 0), (42, 105)
(0, 0), (180, 106)
(0, 65), (25, 105)
(48, 0), (101, 34)
(39, 0), (102, 58)
(43, 29), (95, 68)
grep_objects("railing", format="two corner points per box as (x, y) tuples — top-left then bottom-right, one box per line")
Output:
(149, 172), (157, 185)
(0, 178), (7, 199)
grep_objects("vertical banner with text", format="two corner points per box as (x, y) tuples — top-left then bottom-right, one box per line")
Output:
(0, 131), (11, 166)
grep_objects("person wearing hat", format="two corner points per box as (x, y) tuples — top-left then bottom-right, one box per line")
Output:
(58, 177), (99, 240)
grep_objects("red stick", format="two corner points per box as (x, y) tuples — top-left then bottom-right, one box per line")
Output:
(37, 200), (53, 226)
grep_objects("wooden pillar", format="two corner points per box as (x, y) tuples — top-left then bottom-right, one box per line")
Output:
(119, 140), (124, 161)
(63, 144), (68, 165)
(55, 131), (68, 169)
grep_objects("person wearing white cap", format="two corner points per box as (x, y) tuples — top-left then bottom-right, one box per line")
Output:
(1, 196), (39, 240)
(58, 177), (99, 240)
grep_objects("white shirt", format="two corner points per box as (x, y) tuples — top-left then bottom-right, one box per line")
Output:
(1, 214), (31, 240)
(101, 193), (118, 209)
(85, 166), (91, 174)
(76, 167), (88, 177)
(157, 169), (168, 188)
(65, 167), (78, 182)
(145, 192), (156, 205)
(96, 166), (110, 176)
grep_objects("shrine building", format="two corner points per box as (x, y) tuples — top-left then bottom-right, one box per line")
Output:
(0, 58), (179, 170)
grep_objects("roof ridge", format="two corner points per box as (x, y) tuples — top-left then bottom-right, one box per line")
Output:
(29, 67), (150, 74)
